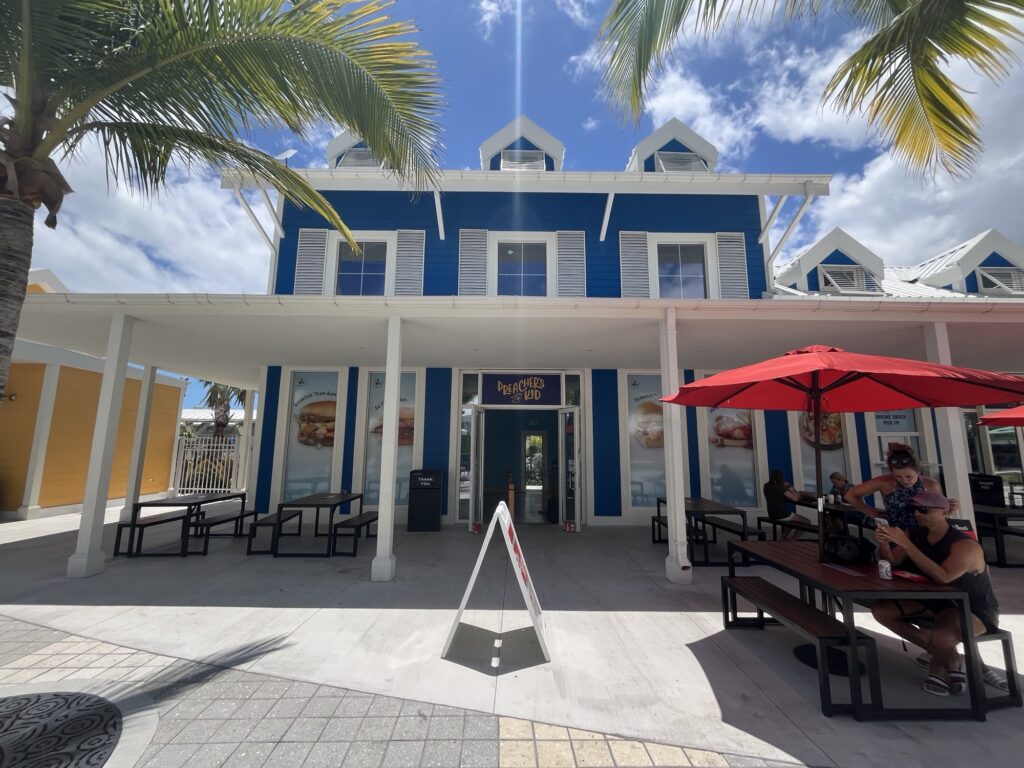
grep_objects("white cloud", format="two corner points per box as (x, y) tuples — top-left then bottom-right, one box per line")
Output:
(555, 0), (598, 28)
(566, 42), (606, 80)
(789, 43), (1024, 267)
(645, 67), (755, 162)
(30, 138), (273, 294)
(751, 31), (877, 151)
(582, 116), (600, 131)
(475, 0), (516, 40)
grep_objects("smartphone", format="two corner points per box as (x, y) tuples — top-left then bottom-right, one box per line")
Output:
(875, 518), (890, 528)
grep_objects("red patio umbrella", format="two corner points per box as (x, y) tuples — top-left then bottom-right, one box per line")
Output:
(979, 404), (1024, 427)
(661, 345), (1024, 559)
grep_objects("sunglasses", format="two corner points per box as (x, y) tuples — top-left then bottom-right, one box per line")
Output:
(913, 505), (942, 514)
(888, 455), (915, 467)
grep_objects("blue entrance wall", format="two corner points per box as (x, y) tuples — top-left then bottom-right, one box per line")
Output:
(341, 367), (359, 492)
(423, 368), (452, 515)
(254, 367), (282, 511)
(591, 370), (622, 516)
(764, 411), (793, 486)
(276, 189), (767, 299)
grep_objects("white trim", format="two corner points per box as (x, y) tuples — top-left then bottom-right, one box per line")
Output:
(626, 118), (719, 172)
(447, 369), (466, 524)
(19, 363), (60, 512)
(487, 231), (558, 298)
(246, 366), (268, 500)
(27, 268), (69, 293)
(599, 193), (615, 242)
(12, 340), (186, 388)
(224, 168), (832, 197)
(433, 191), (446, 240)
(759, 195), (786, 245)
(479, 115), (565, 171)
(776, 227), (885, 287)
(647, 233), (719, 299)
(326, 230), (398, 297)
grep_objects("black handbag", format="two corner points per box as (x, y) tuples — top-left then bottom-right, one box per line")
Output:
(824, 534), (876, 566)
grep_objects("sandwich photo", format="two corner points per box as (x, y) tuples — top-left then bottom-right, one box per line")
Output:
(296, 400), (336, 447)
(710, 412), (753, 448)
(370, 405), (416, 445)
(632, 400), (664, 449)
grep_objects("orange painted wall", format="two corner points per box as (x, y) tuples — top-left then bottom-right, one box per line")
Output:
(0, 364), (45, 510)
(37, 369), (181, 508)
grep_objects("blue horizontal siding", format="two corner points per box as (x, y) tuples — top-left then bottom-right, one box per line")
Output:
(276, 189), (767, 299)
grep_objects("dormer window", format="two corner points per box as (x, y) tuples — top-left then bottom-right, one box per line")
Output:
(654, 151), (708, 173)
(500, 149), (546, 171)
(978, 267), (1024, 295)
(336, 147), (385, 168)
(820, 266), (881, 295)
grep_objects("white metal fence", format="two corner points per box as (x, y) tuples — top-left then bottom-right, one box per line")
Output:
(174, 436), (241, 494)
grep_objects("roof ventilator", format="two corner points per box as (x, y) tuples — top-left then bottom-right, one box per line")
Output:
(820, 266), (881, 295)
(500, 149), (546, 171)
(654, 151), (708, 173)
(978, 267), (1024, 295)
(337, 147), (384, 168)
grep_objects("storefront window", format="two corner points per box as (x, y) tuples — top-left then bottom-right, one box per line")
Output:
(626, 374), (666, 507)
(283, 371), (338, 499)
(364, 371), (416, 505)
(797, 413), (847, 491)
(988, 420), (1024, 493)
(707, 408), (756, 506)
(564, 374), (581, 407)
(874, 410), (921, 463)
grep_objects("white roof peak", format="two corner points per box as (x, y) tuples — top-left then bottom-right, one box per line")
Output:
(478, 115), (565, 171)
(625, 118), (719, 172)
(775, 228), (884, 286)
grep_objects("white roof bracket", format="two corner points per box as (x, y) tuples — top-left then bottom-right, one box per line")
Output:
(599, 193), (615, 242)
(233, 185), (275, 254)
(759, 195), (788, 244)
(767, 183), (816, 279)
(258, 186), (282, 238)
(434, 190), (446, 241)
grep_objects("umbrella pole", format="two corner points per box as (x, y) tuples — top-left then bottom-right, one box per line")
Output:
(812, 373), (825, 562)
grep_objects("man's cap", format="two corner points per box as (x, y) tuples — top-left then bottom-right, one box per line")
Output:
(912, 490), (949, 511)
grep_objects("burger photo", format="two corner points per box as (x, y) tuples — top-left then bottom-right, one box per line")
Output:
(370, 405), (416, 445)
(296, 400), (336, 447)
(632, 400), (664, 449)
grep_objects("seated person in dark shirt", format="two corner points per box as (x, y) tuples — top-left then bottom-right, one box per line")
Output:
(762, 470), (811, 541)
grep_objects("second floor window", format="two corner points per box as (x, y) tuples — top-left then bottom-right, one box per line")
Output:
(337, 241), (387, 296)
(657, 243), (707, 299)
(497, 241), (547, 296)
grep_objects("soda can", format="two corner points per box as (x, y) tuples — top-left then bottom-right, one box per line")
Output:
(878, 559), (893, 580)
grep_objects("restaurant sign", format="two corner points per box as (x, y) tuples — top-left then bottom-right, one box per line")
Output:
(481, 373), (561, 406)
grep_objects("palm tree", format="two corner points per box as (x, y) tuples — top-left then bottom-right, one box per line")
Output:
(597, 1), (1023, 176)
(0, 0), (442, 397)
(201, 380), (246, 439)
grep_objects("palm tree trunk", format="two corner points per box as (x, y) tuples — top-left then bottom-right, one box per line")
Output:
(0, 197), (35, 398)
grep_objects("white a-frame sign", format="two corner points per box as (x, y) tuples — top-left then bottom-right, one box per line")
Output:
(442, 502), (550, 662)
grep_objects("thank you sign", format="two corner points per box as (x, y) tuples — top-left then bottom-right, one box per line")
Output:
(441, 502), (550, 662)
(481, 373), (561, 406)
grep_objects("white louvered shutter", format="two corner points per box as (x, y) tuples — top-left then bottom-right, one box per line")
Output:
(716, 233), (749, 299)
(556, 231), (586, 297)
(458, 229), (488, 295)
(294, 228), (328, 295)
(394, 230), (425, 296)
(619, 231), (650, 298)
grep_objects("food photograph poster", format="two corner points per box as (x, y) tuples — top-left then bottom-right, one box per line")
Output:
(284, 371), (338, 499)
(365, 372), (416, 505)
(798, 412), (847, 490)
(627, 375), (666, 507)
(707, 408), (756, 506)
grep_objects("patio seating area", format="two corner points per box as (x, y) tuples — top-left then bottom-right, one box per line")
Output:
(1, 510), (1023, 767)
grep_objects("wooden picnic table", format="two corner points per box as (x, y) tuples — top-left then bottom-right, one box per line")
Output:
(727, 539), (996, 721)
(792, 496), (867, 538)
(973, 503), (1024, 568)
(116, 491), (246, 558)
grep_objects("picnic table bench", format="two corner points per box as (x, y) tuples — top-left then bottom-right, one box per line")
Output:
(757, 516), (820, 541)
(187, 508), (259, 556)
(655, 497), (762, 565)
(246, 508), (303, 555)
(974, 503), (1024, 568)
(722, 575), (880, 717)
(332, 511), (379, 557)
(114, 491), (246, 557)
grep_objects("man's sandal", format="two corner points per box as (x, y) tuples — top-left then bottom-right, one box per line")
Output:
(948, 659), (967, 696)
(924, 673), (951, 696)
(983, 667), (1010, 692)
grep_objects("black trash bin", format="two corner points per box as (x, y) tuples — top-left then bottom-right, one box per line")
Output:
(407, 470), (445, 532)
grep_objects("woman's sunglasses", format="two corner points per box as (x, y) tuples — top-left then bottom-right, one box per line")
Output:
(888, 455), (915, 467)
(913, 505), (940, 514)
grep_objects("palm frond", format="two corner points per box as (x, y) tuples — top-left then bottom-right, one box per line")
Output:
(824, 0), (1024, 176)
(36, 0), (442, 191)
(70, 120), (355, 243)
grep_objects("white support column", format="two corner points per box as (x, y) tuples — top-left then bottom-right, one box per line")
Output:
(67, 314), (135, 578)
(18, 363), (61, 518)
(120, 365), (156, 523)
(923, 322), (975, 525)
(236, 387), (256, 491)
(372, 317), (402, 582)
(660, 308), (692, 583)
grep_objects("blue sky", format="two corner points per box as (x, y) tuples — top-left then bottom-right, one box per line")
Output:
(24, 2), (1024, 407)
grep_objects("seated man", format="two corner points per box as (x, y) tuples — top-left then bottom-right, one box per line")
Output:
(762, 470), (810, 541)
(871, 490), (1006, 695)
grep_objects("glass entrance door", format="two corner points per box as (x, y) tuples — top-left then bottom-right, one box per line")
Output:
(559, 407), (580, 531)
